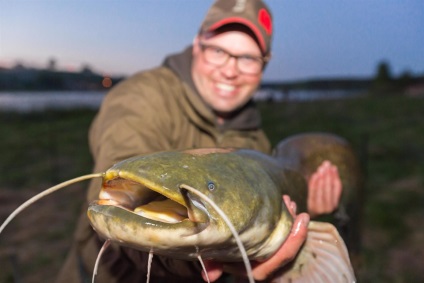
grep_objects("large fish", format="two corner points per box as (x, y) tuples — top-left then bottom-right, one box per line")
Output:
(0, 133), (359, 282)
(87, 133), (359, 282)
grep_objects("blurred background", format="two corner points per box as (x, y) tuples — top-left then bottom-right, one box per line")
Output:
(0, 1), (423, 282)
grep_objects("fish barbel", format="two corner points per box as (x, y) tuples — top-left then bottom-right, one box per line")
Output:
(87, 133), (358, 282)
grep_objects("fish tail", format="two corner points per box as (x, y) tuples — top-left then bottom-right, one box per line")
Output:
(273, 221), (356, 283)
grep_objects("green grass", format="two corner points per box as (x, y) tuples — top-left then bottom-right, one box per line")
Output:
(0, 109), (95, 187)
(0, 96), (423, 282)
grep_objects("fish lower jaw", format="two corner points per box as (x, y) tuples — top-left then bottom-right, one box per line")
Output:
(87, 204), (211, 250)
(96, 198), (189, 224)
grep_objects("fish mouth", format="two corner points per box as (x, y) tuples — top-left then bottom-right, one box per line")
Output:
(92, 176), (210, 226)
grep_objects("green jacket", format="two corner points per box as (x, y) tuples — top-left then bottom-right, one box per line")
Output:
(57, 46), (271, 283)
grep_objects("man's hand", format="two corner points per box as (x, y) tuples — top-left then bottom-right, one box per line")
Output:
(307, 160), (342, 218)
(201, 195), (309, 282)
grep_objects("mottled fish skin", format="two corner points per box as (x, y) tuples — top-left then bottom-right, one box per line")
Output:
(274, 132), (362, 208)
(87, 133), (358, 282)
(274, 132), (363, 255)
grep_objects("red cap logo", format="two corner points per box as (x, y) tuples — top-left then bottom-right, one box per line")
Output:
(258, 8), (272, 35)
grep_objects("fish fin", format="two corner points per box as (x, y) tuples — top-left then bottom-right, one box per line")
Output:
(273, 221), (356, 283)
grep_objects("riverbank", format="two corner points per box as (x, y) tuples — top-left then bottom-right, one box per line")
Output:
(0, 96), (423, 282)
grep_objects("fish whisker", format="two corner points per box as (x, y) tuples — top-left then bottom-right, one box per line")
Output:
(179, 184), (255, 283)
(198, 254), (210, 283)
(0, 173), (103, 235)
(92, 239), (111, 283)
(146, 249), (153, 283)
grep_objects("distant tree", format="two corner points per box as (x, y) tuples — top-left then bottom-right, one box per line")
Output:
(36, 70), (64, 90)
(375, 61), (392, 82)
(80, 64), (94, 74)
(47, 58), (57, 71)
(13, 61), (26, 70)
(398, 70), (413, 87)
(371, 61), (396, 96)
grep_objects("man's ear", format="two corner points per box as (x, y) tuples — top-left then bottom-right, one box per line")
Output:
(262, 51), (272, 71)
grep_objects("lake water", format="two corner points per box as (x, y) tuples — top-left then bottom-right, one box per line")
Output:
(0, 91), (107, 112)
(254, 89), (362, 102)
(0, 89), (361, 112)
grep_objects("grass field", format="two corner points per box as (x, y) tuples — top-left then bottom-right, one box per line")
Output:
(0, 95), (423, 282)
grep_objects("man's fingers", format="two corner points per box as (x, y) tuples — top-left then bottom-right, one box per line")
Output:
(308, 160), (343, 217)
(283, 195), (297, 217)
(323, 162), (334, 212)
(307, 172), (319, 216)
(202, 261), (223, 282)
(251, 213), (310, 281)
(331, 165), (343, 209)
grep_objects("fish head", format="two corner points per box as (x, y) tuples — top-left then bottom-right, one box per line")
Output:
(87, 148), (284, 260)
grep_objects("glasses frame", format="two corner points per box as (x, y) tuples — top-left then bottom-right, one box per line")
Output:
(198, 42), (269, 75)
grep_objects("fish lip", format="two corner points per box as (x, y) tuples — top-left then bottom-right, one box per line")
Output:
(180, 187), (211, 223)
(88, 202), (209, 237)
(95, 175), (211, 226)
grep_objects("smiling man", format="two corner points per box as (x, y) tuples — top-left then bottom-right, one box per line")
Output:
(192, 28), (266, 120)
(57, 1), (342, 282)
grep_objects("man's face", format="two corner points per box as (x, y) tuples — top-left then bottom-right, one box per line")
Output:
(191, 30), (264, 115)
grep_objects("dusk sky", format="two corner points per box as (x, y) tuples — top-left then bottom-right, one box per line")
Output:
(0, 0), (422, 81)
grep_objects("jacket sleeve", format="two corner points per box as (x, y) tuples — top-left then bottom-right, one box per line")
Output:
(86, 70), (176, 201)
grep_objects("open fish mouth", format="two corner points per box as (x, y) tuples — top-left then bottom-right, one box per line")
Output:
(94, 177), (210, 225)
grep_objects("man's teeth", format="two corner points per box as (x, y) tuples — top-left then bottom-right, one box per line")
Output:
(216, 83), (235, 91)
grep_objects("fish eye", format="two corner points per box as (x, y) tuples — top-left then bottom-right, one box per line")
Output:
(207, 181), (216, 191)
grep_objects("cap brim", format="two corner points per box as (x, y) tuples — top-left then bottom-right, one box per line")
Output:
(206, 17), (267, 54)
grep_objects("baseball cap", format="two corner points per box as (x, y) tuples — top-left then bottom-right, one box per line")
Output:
(199, 0), (273, 55)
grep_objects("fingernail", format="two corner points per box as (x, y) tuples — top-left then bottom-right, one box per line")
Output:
(292, 202), (297, 215)
(293, 213), (310, 235)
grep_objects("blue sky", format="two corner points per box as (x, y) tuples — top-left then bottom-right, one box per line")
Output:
(0, 0), (422, 81)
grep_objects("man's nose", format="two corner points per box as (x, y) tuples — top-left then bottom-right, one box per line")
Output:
(220, 57), (239, 78)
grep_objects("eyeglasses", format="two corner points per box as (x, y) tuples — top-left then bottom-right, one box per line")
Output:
(198, 42), (268, 75)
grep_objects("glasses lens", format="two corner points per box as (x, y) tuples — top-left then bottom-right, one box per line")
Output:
(238, 56), (263, 74)
(201, 44), (263, 75)
(203, 46), (228, 65)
